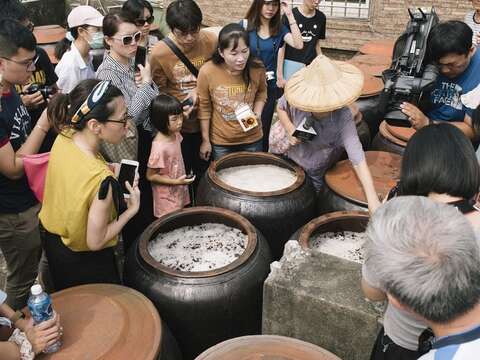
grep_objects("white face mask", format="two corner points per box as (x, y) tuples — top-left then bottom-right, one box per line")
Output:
(88, 31), (104, 49)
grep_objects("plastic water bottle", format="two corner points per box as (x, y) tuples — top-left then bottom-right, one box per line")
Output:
(27, 284), (62, 353)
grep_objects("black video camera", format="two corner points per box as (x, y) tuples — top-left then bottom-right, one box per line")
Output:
(379, 8), (439, 127)
(24, 83), (56, 101)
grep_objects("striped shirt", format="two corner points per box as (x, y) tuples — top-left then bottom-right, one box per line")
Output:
(96, 52), (159, 162)
(419, 325), (480, 360)
(464, 10), (480, 46)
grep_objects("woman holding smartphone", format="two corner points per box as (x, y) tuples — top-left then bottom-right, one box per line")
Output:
(96, 12), (159, 163)
(97, 11), (159, 236)
(39, 79), (140, 291)
(243, 0), (303, 150)
(198, 23), (267, 160)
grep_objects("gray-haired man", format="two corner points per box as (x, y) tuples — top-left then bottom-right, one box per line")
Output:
(363, 196), (480, 360)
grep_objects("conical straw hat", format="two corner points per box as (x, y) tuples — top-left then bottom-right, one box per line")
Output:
(285, 55), (364, 112)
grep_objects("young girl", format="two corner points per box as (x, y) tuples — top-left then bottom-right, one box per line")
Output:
(147, 94), (194, 218)
(198, 23), (267, 161)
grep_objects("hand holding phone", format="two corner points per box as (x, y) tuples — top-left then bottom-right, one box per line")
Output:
(135, 46), (147, 70)
(118, 159), (139, 198)
(178, 174), (195, 184)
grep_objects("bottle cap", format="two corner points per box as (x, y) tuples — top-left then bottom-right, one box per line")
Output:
(31, 284), (43, 296)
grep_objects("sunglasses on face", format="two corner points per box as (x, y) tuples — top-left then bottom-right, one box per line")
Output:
(134, 16), (155, 27)
(113, 31), (142, 46)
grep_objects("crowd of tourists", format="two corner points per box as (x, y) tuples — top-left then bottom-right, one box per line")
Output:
(2, 0), (480, 358)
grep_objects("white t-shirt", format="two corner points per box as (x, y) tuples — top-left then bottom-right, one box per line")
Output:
(419, 325), (480, 360)
(55, 43), (96, 93)
(464, 10), (480, 46)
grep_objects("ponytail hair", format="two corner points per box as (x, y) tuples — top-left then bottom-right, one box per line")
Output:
(48, 79), (123, 133)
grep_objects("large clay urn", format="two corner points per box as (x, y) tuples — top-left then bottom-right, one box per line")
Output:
(372, 120), (416, 155)
(318, 151), (401, 214)
(124, 207), (272, 360)
(196, 152), (316, 260)
(195, 335), (342, 360)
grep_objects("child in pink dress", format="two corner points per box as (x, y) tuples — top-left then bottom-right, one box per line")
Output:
(146, 95), (194, 218)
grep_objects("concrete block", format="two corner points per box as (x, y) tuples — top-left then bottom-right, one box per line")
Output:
(263, 241), (383, 360)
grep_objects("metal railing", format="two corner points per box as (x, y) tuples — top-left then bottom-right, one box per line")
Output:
(289, 0), (370, 19)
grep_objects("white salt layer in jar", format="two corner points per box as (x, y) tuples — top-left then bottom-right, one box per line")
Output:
(148, 223), (248, 272)
(217, 165), (297, 192)
(309, 231), (367, 263)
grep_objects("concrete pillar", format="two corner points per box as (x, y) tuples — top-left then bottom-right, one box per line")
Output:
(263, 241), (384, 360)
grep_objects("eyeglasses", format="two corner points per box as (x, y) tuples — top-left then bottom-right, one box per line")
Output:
(172, 27), (201, 38)
(105, 113), (131, 126)
(112, 31), (142, 46)
(134, 16), (155, 27)
(1, 54), (39, 69)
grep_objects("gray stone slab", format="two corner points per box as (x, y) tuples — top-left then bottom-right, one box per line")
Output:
(263, 241), (383, 360)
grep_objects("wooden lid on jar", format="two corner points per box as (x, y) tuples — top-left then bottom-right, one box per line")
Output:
(348, 54), (391, 77)
(359, 39), (395, 58)
(359, 74), (384, 97)
(195, 335), (342, 360)
(378, 121), (408, 147)
(385, 122), (416, 142)
(33, 25), (66, 45)
(325, 151), (402, 205)
(40, 284), (161, 360)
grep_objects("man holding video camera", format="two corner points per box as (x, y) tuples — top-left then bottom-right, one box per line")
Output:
(401, 20), (479, 138)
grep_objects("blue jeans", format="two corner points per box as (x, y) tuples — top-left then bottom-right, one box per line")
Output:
(212, 140), (263, 160)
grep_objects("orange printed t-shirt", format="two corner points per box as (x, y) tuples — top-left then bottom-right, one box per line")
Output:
(150, 30), (217, 133)
(197, 61), (267, 146)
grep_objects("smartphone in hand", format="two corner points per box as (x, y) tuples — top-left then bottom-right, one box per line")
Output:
(118, 159), (139, 198)
(134, 46), (147, 70)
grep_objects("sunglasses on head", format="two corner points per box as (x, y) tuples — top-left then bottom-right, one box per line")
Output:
(113, 31), (142, 45)
(134, 16), (155, 27)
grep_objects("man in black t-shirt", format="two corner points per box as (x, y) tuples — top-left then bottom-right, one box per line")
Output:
(0, 19), (52, 310)
(277, 0), (326, 86)
(1, 0), (58, 152)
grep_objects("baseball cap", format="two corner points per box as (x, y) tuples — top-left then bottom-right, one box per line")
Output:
(67, 5), (104, 28)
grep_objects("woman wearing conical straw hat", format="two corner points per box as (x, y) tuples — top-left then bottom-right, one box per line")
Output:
(272, 54), (380, 213)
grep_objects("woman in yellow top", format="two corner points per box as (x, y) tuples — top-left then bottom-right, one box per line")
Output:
(39, 79), (140, 291)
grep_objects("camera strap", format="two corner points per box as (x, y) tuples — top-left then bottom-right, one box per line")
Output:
(162, 37), (199, 78)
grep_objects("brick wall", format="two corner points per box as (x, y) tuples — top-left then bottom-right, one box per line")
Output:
(68, 0), (473, 51)
(194, 0), (473, 51)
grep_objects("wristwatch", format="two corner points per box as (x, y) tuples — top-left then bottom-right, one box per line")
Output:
(10, 310), (26, 324)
